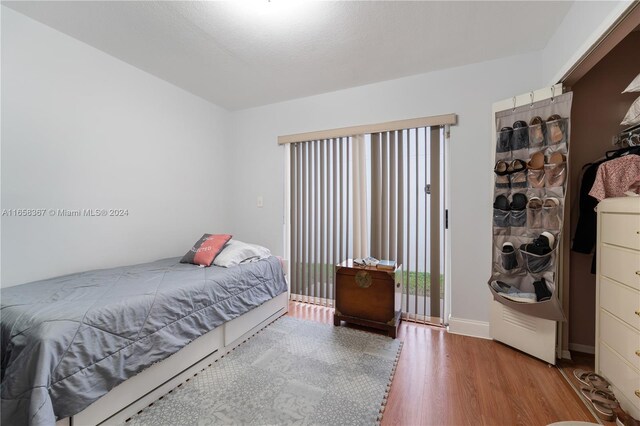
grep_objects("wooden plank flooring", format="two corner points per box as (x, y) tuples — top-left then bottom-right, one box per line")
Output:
(288, 301), (596, 426)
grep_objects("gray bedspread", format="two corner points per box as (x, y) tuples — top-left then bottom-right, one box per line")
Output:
(0, 256), (287, 425)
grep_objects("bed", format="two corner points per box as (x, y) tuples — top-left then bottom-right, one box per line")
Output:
(1, 256), (288, 426)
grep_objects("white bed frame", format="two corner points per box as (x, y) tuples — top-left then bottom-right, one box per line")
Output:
(54, 292), (289, 426)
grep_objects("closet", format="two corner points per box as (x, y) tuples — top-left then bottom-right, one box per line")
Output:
(557, 23), (640, 419)
(566, 28), (640, 357)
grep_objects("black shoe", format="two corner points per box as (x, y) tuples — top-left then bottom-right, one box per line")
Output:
(497, 127), (513, 152)
(512, 121), (529, 150)
(510, 193), (528, 211)
(521, 232), (555, 255)
(501, 243), (518, 270)
(493, 194), (510, 211)
(533, 278), (552, 301)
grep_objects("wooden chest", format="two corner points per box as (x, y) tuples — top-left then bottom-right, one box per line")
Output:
(333, 260), (402, 338)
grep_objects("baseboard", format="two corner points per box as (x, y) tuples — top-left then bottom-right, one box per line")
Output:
(447, 316), (491, 340)
(569, 343), (595, 355)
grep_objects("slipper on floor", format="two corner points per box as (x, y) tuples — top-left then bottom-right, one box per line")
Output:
(573, 369), (612, 390)
(580, 386), (617, 422)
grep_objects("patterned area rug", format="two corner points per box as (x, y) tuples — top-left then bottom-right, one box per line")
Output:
(125, 316), (402, 425)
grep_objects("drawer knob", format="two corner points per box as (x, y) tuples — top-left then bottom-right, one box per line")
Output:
(636, 390), (640, 399)
(636, 310), (640, 317)
(636, 271), (640, 276)
(636, 350), (640, 357)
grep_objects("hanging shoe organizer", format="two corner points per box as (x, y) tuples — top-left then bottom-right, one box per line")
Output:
(488, 93), (573, 322)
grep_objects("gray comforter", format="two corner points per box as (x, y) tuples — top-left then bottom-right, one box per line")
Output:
(0, 256), (287, 425)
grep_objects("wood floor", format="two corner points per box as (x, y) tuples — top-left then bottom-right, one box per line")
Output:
(288, 301), (596, 426)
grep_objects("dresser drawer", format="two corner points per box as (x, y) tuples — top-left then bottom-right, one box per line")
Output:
(599, 342), (640, 412)
(601, 212), (640, 250)
(600, 277), (640, 332)
(600, 244), (640, 291)
(600, 309), (640, 371)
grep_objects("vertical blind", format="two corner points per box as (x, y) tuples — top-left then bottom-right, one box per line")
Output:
(288, 124), (448, 323)
(289, 138), (351, 304)
(368, 128), (442, 321)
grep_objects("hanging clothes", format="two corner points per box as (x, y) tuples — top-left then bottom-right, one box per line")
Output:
(572, 153), (640, 274)
(572, 161), (604, 254)
(589, 154), (640, 201)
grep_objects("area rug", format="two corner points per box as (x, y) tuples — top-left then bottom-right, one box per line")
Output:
(125, 316), (403, 425)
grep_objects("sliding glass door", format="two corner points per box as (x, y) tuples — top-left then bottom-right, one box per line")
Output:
(287, 125), (448, 325)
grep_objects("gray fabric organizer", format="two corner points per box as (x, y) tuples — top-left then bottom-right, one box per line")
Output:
(488, 92), (573, 322)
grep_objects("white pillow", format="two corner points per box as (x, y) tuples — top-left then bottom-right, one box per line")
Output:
(622, 73), (640, 93)
(213, 239), (271, 268)
(621, 96), (640, 126)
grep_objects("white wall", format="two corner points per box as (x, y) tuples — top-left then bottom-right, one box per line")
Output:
(1, 7), (231, 287)
(541, 0), (633, 85)
(226, 52), (544, 326)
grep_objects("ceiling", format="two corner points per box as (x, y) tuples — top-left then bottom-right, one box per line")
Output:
(3, 1), (574, 110)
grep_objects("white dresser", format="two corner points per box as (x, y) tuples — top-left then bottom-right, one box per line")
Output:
(595, 196), (640, 419)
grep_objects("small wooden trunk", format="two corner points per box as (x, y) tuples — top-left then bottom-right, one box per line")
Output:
(334, 260), (402, 338)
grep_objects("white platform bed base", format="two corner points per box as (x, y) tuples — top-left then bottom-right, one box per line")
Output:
(55, 292), (289, 426)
